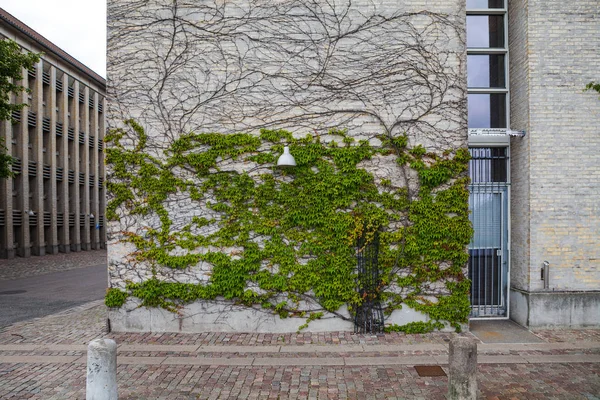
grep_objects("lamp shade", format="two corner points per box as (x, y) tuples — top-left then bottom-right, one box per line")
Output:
(276, 146), (296, 167)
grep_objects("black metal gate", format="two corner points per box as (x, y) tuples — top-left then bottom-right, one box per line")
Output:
(354, 231), (384, 333)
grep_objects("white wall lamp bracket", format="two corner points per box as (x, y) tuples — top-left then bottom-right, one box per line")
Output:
(506, 129), (526, 137)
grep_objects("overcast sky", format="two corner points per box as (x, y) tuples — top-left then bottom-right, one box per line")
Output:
(0, 0), (106, 78)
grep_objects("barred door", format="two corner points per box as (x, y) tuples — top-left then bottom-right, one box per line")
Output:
(468, 147), (509, 318)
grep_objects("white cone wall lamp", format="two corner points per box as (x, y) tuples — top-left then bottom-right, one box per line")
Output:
(276, 146), (296, 167)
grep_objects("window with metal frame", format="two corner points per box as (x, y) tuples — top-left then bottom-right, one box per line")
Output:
(466, 1), (508, 131)
(468, 147), (509, 317)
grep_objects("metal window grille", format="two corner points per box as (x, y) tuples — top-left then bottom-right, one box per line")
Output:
(27, 111), (37, 127)
(11, 110), (21, 123)
(13, 210), (22, 226)
(468, 147), (509, 318)
(12, 158), (22, 174)
(43, 212), (51, 227)
(42, 71), (50, 85)
(354, 231), (384, 334)
(42, 117), (51, 132)
(469, 147), (507, 183)
(28, 161), (37, 177)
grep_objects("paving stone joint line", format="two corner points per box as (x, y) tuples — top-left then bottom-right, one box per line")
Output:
(1, 353), (599, 367)
(1, 341), (598, 353)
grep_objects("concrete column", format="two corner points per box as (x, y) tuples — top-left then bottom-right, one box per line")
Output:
(58, 72), (70, 252)
(31, 60), (45, 256)
(0, 118), (14, 258)
(86, 338), (118, 400)
(448, 336), (478, 400)
(91, 91), (100, 249)
(17, 66), (31, 258)
(70, 80), (81, 252)
(81, 85), (91, 250)
(47, 66), (58, 255)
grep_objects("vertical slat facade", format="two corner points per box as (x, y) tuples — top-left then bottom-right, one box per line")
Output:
(0, 31), (106, 258)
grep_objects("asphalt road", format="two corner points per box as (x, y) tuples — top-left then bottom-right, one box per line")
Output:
(0, 264), (107, 327)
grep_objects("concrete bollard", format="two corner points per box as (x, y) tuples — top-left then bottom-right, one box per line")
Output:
(448, 336), (477, 400)
(86, 339), (118, 400)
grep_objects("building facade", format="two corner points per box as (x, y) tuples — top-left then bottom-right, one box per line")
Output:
(105, 0), (599, 332)
(505, 0), (599, 327)
(0, 8), (107, 259)
(466, 0), (600, 327)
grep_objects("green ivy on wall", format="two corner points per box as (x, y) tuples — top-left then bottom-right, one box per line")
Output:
(105, 119), (472, 332)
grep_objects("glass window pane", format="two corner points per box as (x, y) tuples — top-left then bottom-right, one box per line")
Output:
(469, 193), (502, 249)
(467, 15), (505, 48)
(467, 0), (504, 8)
(468, 55), (506, 88)
(468, 94), (506, 128)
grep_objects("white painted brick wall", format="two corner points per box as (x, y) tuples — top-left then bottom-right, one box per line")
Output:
(106, 0), (468, 332)
(508, 0), (532, 291)
(510, 0), (600, 292)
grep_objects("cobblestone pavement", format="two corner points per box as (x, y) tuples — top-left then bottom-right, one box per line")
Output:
(0, 361), (597, 400)
(0, 249), (106, 281)
(0, 252), (598, 398)
(0, 302), (599, 399)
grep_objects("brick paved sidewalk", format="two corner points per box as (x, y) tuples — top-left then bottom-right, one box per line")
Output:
(0, 301), (599, 399)
(0, 249), (106, 281)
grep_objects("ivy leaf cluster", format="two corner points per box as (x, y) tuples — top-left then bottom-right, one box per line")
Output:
(105, 120), (472, 332)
